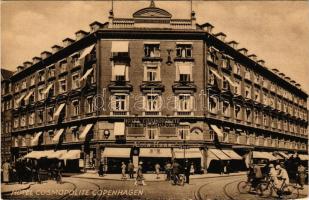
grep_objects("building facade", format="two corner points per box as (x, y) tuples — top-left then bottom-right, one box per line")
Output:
(7, 2), (308, 173)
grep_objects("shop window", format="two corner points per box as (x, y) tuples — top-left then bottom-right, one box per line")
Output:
(147, 127), (158, 140)
(144, 63), (160, 82)
(176, 44), (192, 58)
(208, 96), (218, 114)
(222, 101), (230, 117)
(178, 126), (190, 140)
(72, 100), (80, 117)
(144, 43), (160, 58)
(72, 72), (80, 90)
(59, 78), (67, 93)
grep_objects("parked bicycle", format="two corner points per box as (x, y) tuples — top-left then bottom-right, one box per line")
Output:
(258, 177), (300, 199)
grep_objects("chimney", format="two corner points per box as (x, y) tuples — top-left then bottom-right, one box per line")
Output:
(40, 51), (52, 59)
(202, 22), (214, 33)
(227, 40), (238, 49)
(90, 21), (103, 32)
(62, 38), (75, 47)
(75, 30), (89, 40)
(17, 65), (24, 72)
(271, 68), (279, 74)
(23, 61), (33, 68)
(278, 72), (285, 78)
(32, 56), (42, 64)
(238, 48), (248, 55)
(51, 45), (62, 54)
(257, 60), (265, 66)
(285, 77), (291, 81)
(290, 80), (296, 84)
(248, 54), (257, 61)
(214, 32), (226, 42)
(295, 83), (301, 88)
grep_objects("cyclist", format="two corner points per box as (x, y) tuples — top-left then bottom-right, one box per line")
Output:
(276, 165), (290, 189)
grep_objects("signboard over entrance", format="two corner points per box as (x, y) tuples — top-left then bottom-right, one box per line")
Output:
(125, 117), (180, 127)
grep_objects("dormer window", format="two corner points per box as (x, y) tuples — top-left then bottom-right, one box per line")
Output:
(144, 43), (160, 58)
(176, 43), (192, 58)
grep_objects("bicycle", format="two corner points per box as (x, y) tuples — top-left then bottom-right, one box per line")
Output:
(258, 177), (300, 199)
(170, 173), (186, 186)
(237, 179), (264, 195)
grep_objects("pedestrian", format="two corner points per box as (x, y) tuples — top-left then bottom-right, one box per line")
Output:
(184, 160), (190, 184)
(15, 159), (23, 184)
(252, 162), (263, 190)
(2, 160), (11, 184)
(135, 162), (146, 186)
(225, 161), (230, 175)
(128, 160), (134, 179)
(56, 161), (62, 184)
(165, 162), (172, 181)
(98, 162), (104, 176)
(172, 161), (180, 185)
(220, 160), (224, 175)
(297, 164), (306, 189)
(121, 162), (126, 180)
(190, 162), (195, 175)
(155, 163), (160, 179)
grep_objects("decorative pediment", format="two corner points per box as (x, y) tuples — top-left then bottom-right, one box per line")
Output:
(133, 1), (172, 19)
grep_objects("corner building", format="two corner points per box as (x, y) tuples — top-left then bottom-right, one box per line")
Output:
(10, 2), (308, 173)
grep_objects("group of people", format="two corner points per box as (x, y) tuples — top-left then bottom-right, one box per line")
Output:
(1, 159), (64, 185)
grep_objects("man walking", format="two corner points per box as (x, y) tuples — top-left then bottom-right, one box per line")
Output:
(184, 160), (190, 184)
(155, 163), (160, 179)
(128, 160), (134, 179)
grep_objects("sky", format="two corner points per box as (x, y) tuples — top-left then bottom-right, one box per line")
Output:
(1, 0), (309, 94)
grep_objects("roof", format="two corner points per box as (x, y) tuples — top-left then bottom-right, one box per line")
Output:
(1, 68), (13, 81)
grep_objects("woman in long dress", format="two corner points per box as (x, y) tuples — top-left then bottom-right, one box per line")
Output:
(2, 160), (11, 184)
(135, 162), (146, 186)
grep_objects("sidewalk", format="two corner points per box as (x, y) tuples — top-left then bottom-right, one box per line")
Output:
(72, 171), (247, 181)
(1, 182), (32, 195)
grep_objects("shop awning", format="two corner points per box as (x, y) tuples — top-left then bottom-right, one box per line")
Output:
(222, 149), (242, 160)
(210, 69), (223, 80)
(210, 124), (223, 137)
(47, 150), (67, 159)
(274, 154), (285, 160)
(173, 148), (202, 159)
(24, 91), (34, 101)
(114, 65), (126, 76)
(31, 132), (42, 146)
(208, 149), (230, 160)
(53, 103), (65, 120)
(42, 84), (53, 95)
(16, 93), (27, 105)
(223, 75), (236, 87)
(61, 150), (81, 160)
(114, 122), (125, 136)
(79, 44), (95, 59)
(102, 148), (131, 158)
(178, 64), (191, 74)
(79, 124), (93, 140)
(24, 151), (42, 159)
(42, 150), (56, 158)
(252, 151), (277, 160)
(52, 129), (64, 143)
(298, 154), (309, 161)
(278, 151), (289, 159)
(140, 148), (172, 158)
(80, 68), (93, 81)
(111, 41), (129, 52)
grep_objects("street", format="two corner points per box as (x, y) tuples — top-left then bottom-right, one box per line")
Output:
(3, 174), (308, 200)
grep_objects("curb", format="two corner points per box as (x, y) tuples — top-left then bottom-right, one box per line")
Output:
(70, 173), (246, 182)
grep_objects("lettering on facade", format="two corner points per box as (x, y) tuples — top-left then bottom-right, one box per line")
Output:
(125, 118), (180, 127)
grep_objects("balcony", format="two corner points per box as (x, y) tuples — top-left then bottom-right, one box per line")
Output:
(176, 111), (193, 116)
(112, 111), (128, 116)
(144, 111), (160, 116)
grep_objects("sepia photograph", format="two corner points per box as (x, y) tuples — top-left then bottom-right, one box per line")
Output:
(1, 0), (309, 199)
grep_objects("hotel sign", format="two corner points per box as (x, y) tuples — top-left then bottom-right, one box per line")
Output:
(125, 117), (180, 127)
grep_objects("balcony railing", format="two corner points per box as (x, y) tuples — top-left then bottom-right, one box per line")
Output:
(112, 111), (128, 116)
(176, 111), (192, 116)
(144, 111), (160, 116)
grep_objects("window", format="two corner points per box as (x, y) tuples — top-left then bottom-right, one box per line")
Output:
(38, 85), (45, 101)
(245, 85), (251, 99)
(176, 44), (192, 58)
(72, 100), (80, 116)
(14, 83), (19, 93)
(48, 66), (55, 78)
(72, 129), (79, 142)
(263, 92), (268, 106)
(177, 62), (192, 82)
(254, 73), (260, 84)
(262, 77), (268, 88)
(234, 105), (241, 119)
(269, 97), (274, 108)
(144, 63), (160, 81)
(112, 95), (127, 111)
(21, 115), (26, 127)
(245, 108), (252, 122)
(177, 94), (193, 111)
(72, 55), (81, 68)
(86, 97), (95, 113)
(144, 43), (160, 57)
(72, 72), (80, 89)
(29, 112), (35, 125)
(59, 79), (67, 93)
(263, 114), (268, 126)
(13, 117), (19, 128)
(271, 117), (276, 128)
(234, 63), (241, 75)
(30, 76), (36, 86)
(59, 61), (67, 73)
(207, 47), (217, 63)
(37, 109), (44, 124)
(208, 96), (218, 114)
(38, 70), (45, 82)
(21, 80), (27, 90)
(223, 76), (231, 90)
(244, 68), (250, 80)
(178, 126), (190, 140)
(145, 94), (161, 111)
(208, 71), (217, 86)
(222, 101), (230, 117)
(254, 110), (260, 124)
(270, 82), (275, 92)
(234, 80), (241, 95)
(112, 64), (128, 82)
(47, 107), (54, 122)
(254, 89), (260, 102)
(147, 127), (158, 140)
